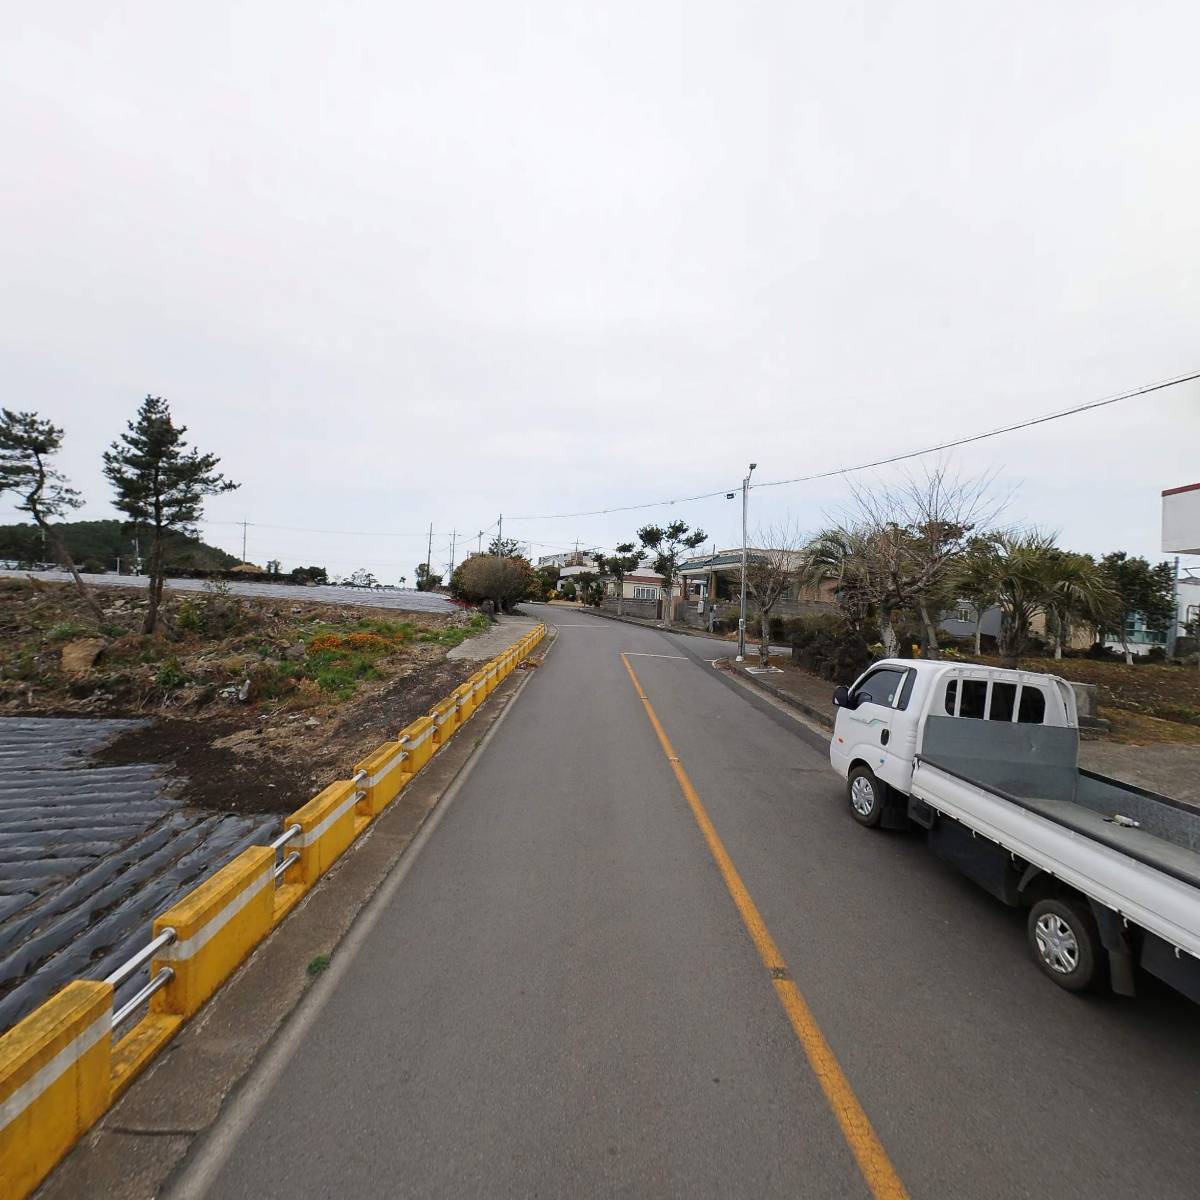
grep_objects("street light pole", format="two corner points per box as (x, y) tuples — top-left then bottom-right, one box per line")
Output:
(737, 462), (757, 662)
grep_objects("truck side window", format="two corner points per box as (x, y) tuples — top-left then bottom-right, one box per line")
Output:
(944, 680), (958, 715)
(1017, 686), (1046, 724)
(852, 667), (907, 707)
(959, 679), (988, 719)
(989, 682), (1017, 722)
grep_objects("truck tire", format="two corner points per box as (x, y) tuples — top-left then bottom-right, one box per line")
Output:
(847, 766), (885, 828)
(1027, 896), (1102, 992)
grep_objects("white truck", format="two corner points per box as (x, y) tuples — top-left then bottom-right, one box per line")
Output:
(829, 658), (1200, 1002)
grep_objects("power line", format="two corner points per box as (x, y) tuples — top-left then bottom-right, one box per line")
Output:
(503, 369), (1199, 521)
(753, 369), (1200, 493)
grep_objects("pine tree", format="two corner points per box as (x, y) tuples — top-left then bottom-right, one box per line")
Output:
(0, 409), (103, 621)
(103, 396), (238, 633)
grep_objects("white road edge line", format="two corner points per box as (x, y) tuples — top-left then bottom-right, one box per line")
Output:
(162, 636), (554, 1200)
(623, 652), (688, 659)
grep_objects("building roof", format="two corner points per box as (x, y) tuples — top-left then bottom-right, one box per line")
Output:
(680, 550), (769, 573)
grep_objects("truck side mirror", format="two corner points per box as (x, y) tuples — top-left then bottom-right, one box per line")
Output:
(833, 685), (852, 709)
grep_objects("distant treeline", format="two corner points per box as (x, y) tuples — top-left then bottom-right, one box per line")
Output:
(0, 520), (238, 572)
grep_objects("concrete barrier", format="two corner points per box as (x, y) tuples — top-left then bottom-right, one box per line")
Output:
(0, 981), (112, 1199)
(354, 740), (412, 818)
(152, 846), (277, 1019)
(401, 715), (436, 773)
(284, 781), (359, 890)
(429, 696), (458, 749)
(0, 622), (547, 1199)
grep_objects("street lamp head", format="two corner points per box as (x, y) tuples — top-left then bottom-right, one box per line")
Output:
(726, 492), (736, 500)
(749, 462), (757, 471)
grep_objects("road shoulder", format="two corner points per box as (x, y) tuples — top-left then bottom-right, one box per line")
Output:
(35, 647), (549, 1200)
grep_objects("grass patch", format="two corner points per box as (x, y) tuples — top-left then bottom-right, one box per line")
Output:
(47, 621), (92, 641)
(419, 613), (490, 648)
(306, 953), (331, 977)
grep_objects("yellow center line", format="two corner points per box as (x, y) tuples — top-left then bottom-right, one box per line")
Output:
(619, 652), (909, 1200)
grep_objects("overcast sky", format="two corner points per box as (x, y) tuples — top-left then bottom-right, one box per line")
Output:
(3, 1), (1198, 580)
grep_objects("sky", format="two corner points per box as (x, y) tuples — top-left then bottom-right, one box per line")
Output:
(2, 1), (1198, 582)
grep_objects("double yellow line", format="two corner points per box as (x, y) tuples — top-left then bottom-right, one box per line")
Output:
(619, 653), (909, 1200)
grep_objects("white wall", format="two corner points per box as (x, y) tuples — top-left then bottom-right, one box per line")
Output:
(1163, 485), (1200, 554)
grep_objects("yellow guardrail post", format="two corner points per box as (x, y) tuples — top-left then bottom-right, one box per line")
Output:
(429, 696), (458, 749)
(150, 846), (276, 1020)
(354, 741), (412, 818)
(0, 981), (113, 1200)
(399, 715), (436, 773)
(282, 781), (360, 891)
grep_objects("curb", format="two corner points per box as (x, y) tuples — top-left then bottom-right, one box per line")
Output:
(725, 662), (835, 730)
(2, 625), (548, 1200)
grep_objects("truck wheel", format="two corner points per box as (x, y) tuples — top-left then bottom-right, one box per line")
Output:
(847, 767), (885, 828)
(1027, 897), (1102, 992)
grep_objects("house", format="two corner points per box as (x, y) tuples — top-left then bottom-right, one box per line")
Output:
(596, 562), (666, 617)
(677, 549), (836, 627)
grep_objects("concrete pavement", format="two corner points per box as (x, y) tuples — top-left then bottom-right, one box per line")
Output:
(165, 603), (1200, 1199)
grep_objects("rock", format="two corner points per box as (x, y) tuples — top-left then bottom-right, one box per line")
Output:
(60, 638), (107, 675)
(282, 641), (306, 662)
(237, 678), (253, 703)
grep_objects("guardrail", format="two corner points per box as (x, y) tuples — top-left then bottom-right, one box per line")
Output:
(0, 622), (547, 1199)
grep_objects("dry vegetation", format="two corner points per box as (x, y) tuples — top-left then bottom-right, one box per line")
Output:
(0, 578), (492, 813)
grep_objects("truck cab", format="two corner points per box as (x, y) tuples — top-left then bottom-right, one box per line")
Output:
(829, 659), (1077, 822)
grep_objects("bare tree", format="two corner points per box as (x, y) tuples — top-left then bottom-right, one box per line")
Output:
(803, 467), (1002, 659)
(739, 522), (806, 665)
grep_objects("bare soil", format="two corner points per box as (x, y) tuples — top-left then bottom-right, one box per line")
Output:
(93, 653), (480, 815)
(0, 577), (488, 815)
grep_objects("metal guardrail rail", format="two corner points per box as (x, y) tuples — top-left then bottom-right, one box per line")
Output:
(104, 927), (177, 1029)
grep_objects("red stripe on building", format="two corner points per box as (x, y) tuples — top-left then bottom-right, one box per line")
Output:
(1162, 482), (1200, 497)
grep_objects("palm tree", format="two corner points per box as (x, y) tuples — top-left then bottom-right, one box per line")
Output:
(1042, 551), (1115, 659)
(800, 526), (899, 655)
(977, 532), (1116, 667)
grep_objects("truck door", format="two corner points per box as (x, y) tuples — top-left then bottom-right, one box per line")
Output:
(845, 665), (912, 790)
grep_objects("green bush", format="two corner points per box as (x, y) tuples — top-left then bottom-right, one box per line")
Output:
(155, 658), (187, 688)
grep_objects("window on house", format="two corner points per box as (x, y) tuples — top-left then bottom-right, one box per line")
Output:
(1017, 687), (1047, 724)
(633, 585), (659, 600)
(989, 682), (1017, 722)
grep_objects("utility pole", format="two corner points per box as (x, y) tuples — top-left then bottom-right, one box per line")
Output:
(449, 530), (458, 578)
(425, 523), (433, 584)
(477, 530), (483, 555)
(1167, 555), (1181, 658)
(736, 462), (757, 662)
(496, 515), (503, 556)
(241, 520), (248, 564)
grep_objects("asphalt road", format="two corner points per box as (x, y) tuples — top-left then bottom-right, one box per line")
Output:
(171, 604), (1200, 1200)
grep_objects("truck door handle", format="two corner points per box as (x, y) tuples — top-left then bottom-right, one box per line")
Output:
(880, 729), (890, 746)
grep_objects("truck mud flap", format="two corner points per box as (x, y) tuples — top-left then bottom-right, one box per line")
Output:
(1140, 932), (1200, 1004)
(907, 797), (936, 830)
(927, 817), (1021, 906)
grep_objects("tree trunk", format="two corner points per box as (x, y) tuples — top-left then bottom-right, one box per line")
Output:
(917, 601), (940, 660)
(616, 580), (623, 616)
(43, 521), (104, 624)
(143, 531), (164, 634)
(973, 610), (983, 657)
(759, 609), (770, 665)
(1054, 611), (1064, 660)
(879, 610), (899, 658)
